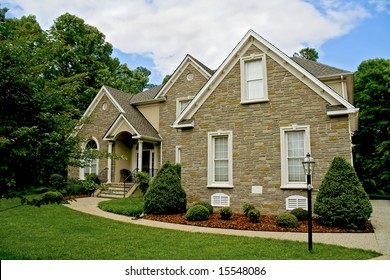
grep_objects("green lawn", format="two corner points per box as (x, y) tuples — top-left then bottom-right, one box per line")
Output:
(0, 198), (381, 260)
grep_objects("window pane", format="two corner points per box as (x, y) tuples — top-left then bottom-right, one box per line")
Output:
(180, 99), (191, 113)
(288, 158), (305, 182)
(287, 131), (304, 157)
(245, 59), (263, 100)
(287, 131), (305, 182)
(215, 137), (228, 159)
(215, 160), (228, 182)
(246, 60), (262, 80)
(247, 80), (263, 99)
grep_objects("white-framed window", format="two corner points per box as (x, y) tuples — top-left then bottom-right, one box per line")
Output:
(286, 195), (308, 210)
(240, 54), (268, 104)
(175, 145), (182, 164)
(81, 138), (99, 179)
(211, 193), (230, 207)
(208, 131), (233, 188)
(280, 125), (310, 189)
(176, 96), (193, 117)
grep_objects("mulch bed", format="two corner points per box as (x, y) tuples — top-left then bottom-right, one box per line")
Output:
(144, 213), (374, 233)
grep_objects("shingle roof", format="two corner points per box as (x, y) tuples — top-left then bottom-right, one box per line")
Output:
(130, 84), (163, 104)
(104, 86), (161, 140)
(290, 57), (352, 78)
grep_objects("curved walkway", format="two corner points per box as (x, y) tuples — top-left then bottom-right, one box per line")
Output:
(65, 197), (390, 259)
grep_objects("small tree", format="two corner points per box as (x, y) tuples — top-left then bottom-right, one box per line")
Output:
(143, 162), (186, 214)
(314, 157), (372, 229)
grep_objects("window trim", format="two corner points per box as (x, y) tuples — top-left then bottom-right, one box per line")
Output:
(176, 96), (193, 117)
(240, 54), (269, 104)
(207, 131), (233, 188)
(80, 137), (99, 180)
(280, 125), (310, 189)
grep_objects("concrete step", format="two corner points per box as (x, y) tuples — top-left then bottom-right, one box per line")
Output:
(98, 183), (134, 199)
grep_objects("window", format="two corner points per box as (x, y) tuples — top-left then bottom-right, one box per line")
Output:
(176, 97), (193, 117)
(280, 125), (310, 189)
(83, 139), (99, 177)
(208, 131), (233, 188)
(241, 54), (268, 103)
(211, 193), (230, 207)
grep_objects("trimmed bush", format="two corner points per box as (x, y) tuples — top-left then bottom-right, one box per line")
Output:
(135, 172), (150, 195)
(144, 162), (187, 214)
(276, 213), (299, 228)
(314, 157), (372, 229)
(291, 208), (308, 221)
(242, 202), (255, 217)
(49, 174), (66, 191)
(219, 207), (233, 220)
(41, 191), (64, 204)
(248, 208), (261, 223)
(185, 205), (210, 221)
(194, 201), (214, 214)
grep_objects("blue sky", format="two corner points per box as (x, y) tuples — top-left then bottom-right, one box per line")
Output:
(3, 0), (389, 85)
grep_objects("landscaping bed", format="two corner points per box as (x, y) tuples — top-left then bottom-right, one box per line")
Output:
(144, 212), (374, 233)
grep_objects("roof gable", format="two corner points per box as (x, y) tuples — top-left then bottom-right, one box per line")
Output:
(173, 30), (357, 128)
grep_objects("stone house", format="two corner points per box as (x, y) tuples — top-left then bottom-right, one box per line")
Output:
(68, 30), (358, 214)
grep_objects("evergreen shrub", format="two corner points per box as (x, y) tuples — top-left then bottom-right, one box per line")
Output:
(248, 208), (261, 223)
(49, 174), (66, 190)
(194, 201), (214, 214)
(242, 202), (255, 217)
(276, 213), (298, 228)
(185, 205), (210, 221)
(314, 157), (372, 229)
(219, 207), (233, 220)
(135, 172), (150, 194)
(144, 162), (187, 214)
(290, 208), (308, 221)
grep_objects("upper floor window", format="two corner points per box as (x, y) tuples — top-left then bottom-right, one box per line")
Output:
(241, 54), (268, 104)
(176, 96), (193, 117)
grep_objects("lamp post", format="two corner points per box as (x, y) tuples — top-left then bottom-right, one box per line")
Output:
(302, 153), (315, 252)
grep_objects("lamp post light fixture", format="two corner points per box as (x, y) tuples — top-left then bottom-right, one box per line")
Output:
(302, 153), (315, 252)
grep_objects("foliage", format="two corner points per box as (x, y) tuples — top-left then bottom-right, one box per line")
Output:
(48, 174), (67, 191)
(85, 173), (101, 184)
(248, 209), (261, 223)
(352, 58), (390, 194)
(65, 178), (100, 196)
(242, 202), (255, 217)
(314, 157), (372, 229)
(194, 201), (214, 214)
(22, 191), (64, 207)
(362, 179), (377, 195)
(135, 172), (150, 195)
(98, 196), (144, 217)
(185, 205), (210, 221)
(143, 162), (187, 214)
(276, 213), (299, 228)
(290, 208), (308, 221)
(293, 47), (319, 61)
(219, 207), (233, 220)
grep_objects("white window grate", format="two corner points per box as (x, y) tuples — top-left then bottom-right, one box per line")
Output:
(286, 195), (307, 210)
(211, 193), (230, 207)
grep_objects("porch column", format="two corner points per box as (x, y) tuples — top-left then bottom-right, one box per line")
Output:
(107, 141), (113, 183)
(138, 140), (143, 172)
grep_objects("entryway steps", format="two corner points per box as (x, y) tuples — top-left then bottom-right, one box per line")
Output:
(98, 183), (134, 199)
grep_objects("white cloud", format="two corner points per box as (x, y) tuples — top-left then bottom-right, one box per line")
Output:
(7, 0), (372, 77)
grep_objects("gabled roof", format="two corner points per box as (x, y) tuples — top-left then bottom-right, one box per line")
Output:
(290, 57), (352, 78)
(173, 30), (358, 128)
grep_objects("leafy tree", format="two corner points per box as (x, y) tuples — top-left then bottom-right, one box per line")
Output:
(293, 47), (319, 61)
(352, 58), (390, 194)
(314, 157), (372, 229)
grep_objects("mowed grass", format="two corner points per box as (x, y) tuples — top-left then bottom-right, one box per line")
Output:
(0, 198), (381, 260)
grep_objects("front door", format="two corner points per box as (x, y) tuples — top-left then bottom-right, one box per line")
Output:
(139, 150), (155, 177)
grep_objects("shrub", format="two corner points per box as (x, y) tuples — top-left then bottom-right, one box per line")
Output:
(85, 173), (101, 184)
(65, 178), (99, 196)
(144, 162), (187, 214)
(314, 157), (372, 229)
(48, 174), (66, 191)
(248, 209), (261, 223)
(41, 191), (64, 204)
(291, 208), (308, 221)
(194, 201), (214, 214)
(219, 207), (233, 220)
(135, 172), (150, 195)
(185, 205), (210, 221)
(362, 179), (377, 194)
(242, 202), (255, 217)
(276, 213), (298, 228)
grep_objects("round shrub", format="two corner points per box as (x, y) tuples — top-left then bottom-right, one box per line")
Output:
(194, 201), (214, 214)
(248, 208), (261, 223)
(49, 173), (66, 191)
(185, 205), (210, 221)
(41, 191), (64, 204)
(314, 157), (372, 229)
(276, 213), (299, 228)
(219, 207), (233, 220)
(144, 162), (187, 214)
(242, 202), (255, 217)
(290, 208), (308, 221)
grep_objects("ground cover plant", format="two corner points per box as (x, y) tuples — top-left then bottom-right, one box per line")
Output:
(0, 198), (380, 260)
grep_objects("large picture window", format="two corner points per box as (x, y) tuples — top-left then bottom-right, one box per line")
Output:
(208, 131), (233, 188)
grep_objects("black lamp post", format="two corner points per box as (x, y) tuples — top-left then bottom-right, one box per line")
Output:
(302, 153), (315, 252)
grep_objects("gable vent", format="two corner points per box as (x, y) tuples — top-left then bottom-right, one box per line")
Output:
(211, 193), (230, 207)
(286, 195), (307, 210)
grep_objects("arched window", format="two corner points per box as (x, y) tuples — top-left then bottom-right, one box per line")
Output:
(83, 139), (98, 176)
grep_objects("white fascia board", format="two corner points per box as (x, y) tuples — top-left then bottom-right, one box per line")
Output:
(155, 55), (212, 99)
(327, 108), (359, 116)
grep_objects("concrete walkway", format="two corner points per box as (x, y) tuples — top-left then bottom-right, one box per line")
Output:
(64, 197), (390, 259)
